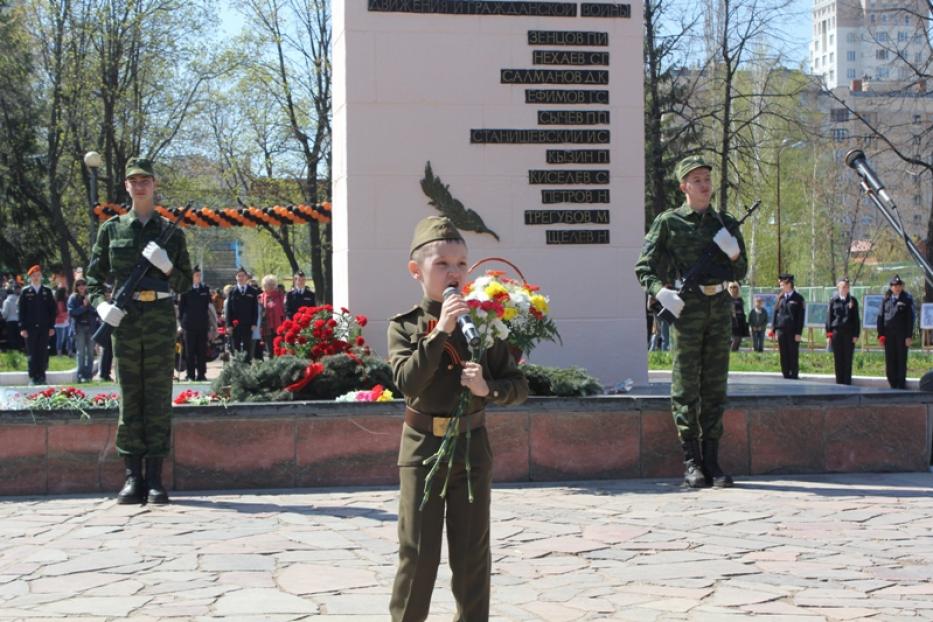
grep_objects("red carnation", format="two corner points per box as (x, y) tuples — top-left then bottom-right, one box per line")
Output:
(355, 315), (368, 327)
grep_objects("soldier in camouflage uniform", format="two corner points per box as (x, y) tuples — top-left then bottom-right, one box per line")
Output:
(87, 158), (192, 504)
(635, 156), (748, 488)
(388, 216), (528, 622)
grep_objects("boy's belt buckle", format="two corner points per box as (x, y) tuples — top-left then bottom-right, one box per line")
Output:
(432, 417), (451, 437)
(137, 290), (157, 302)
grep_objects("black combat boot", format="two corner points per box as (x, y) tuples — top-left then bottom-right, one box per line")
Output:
(145, 457), (169, 505)
(681, 439), (708, 488)
(117, 456), (145, 504)
(701, 438), (734, 488)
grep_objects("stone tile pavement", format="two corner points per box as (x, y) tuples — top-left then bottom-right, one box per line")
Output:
(1, 473), (933, 620)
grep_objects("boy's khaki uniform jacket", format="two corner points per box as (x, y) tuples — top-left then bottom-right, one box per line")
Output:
(387, 297), (528, 467)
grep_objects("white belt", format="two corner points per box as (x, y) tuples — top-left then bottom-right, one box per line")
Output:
(699, 282), (728, 296)
(131, 291), (174, 301)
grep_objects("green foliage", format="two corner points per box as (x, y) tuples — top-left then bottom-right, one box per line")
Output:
(0, 353), (77, 373)
(649, 349), (933, 377)
(292, 354), (396, 401)
(212, 353), (307, 402)
(520, 364), (603, 397)
(212, 353), (396, 402)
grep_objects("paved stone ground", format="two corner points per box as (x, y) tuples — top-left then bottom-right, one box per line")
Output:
(1, 473), (932, 621)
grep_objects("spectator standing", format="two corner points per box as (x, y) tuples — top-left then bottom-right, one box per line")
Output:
(877, 274), (914, 389)
(225, 267), (259, 362)
(68, 279), (96, 382)
(18, 265), (56, 384)
(771, 274), (805, 379)
(285, 270), (316, 318)
(729, 283), (747, 352)
(178, 266), (211, 381)
(826, 277), (860, 385)
(747, 296), (769, 353)
(54, 287), (70, 355)
(2, 287), (21, 351)
(259, 275), (285, 357)
(98, 285), (114, 381)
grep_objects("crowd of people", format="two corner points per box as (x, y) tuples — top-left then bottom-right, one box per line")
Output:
(0, 264), (318, 385)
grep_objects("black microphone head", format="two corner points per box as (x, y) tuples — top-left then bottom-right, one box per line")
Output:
(844, 148), (865, 169)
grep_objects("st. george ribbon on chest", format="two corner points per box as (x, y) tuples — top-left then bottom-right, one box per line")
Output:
(443, 286), (481, 349)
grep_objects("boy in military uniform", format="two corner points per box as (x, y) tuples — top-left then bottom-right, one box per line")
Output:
(826, 277), (860, 385)
(771, 274), (805, 379)
(635, 156), (747, 488)
(877, 274), (914, 389)
(18, 265), (57, 384)
(87, 157), (192, 504)
(388, 216), (528, 622)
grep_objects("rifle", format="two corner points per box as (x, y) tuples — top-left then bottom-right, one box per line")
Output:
(651, 200), (761, 325)
(93, 203), (192, 347)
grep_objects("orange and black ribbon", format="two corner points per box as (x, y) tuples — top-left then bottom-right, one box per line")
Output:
(94, 202), (332, 227)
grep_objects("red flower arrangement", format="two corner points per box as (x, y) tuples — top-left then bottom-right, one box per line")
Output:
(274, 305), (369, 361)
(173, 389), (223, 405)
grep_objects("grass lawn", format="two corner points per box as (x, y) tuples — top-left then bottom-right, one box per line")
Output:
(648, 348), (933, 377)
(0, 352), (77, 373)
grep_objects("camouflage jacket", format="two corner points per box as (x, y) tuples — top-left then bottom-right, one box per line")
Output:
(635, 202), (748, 298)
(86, 210), (192, 308)
(387, 297), (528, 417)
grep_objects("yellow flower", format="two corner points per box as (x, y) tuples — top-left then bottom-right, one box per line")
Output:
(502, 306), (518, 321)
(484, 281), (508, 299)
(377, 389), (394, 402)
(530, 295), (549, 314)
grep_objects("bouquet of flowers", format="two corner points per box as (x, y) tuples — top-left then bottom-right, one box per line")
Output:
(461, 269), (560, 358)
(334, 384), (395, 402)
(17, 387), (120, 420)
(273, 305), (369, 361)
(173, 389), (224, 406)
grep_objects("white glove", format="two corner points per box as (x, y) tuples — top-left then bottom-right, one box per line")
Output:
(656, 287), (685, 319)
(96, 301), (125, 327)
(143, 241), (173, 274)
(713, 228), (740, 260)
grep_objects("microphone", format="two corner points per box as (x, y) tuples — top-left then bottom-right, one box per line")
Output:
(442, 286), (481, 348)
(845, 148), (893, 206)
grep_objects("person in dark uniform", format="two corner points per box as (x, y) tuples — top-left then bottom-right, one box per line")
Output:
(285, 270), (316, 319)
(728, 282), (747, 351)
(826, 277), (860, 385)
(18, 265), (57, 384)
(388, 216), (528, 622)
(877, 274), (914, 389)
(225, 267), (259, 362)
(771, 273), (805, 379)
(178, 266), (211, 381)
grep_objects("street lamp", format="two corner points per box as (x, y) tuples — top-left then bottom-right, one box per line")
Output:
(84, 151), (103, 246)
(775, 139), (805, 275)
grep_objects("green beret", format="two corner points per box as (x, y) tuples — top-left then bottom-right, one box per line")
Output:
(409, 216), (465, 256)
(675, 155), (712, 181)
(125, 157), (155, 179)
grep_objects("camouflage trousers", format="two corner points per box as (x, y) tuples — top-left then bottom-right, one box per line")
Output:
(670, 291), (732, 442)
(113, 299), (176, 457)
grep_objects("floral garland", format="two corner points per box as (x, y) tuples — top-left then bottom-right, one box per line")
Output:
(274, 305), (369, 360)
(173, 389), (224, 406)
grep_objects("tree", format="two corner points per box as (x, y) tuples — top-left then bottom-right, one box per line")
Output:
(239, 0), (332, 302)
(0, 0), (58, 271)
(643, 0), (702, 224)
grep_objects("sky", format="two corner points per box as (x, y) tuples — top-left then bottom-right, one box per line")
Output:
(219, 0), (817, 70)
